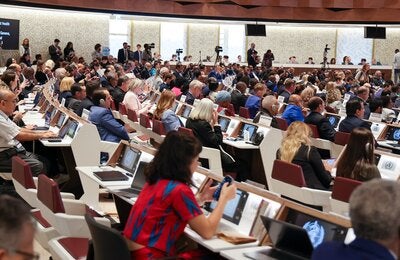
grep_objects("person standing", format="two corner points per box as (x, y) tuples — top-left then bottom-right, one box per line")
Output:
(132, 44), (143, 63)
(19, 38), (31, 57)
(48, 39), (62, 63)
(247, 43), (258, 68)
(117, 42), (129, 64)
(393, 49), (400, 84)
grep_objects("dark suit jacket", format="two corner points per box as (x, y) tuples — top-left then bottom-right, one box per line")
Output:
(117, 48), (128, 64)
(312, 237), (395, 260)
(277, 144), (332, 190)
(247, 48), (257, 67)
(48, 44), (61, 62)
(338, 115), (371, 133)
(305, 111), (336, 141)
(132, 50), (142, 61)
(185, 118), (222, 149)
(231, 90), (248, 114)
(76, 97), (94, 117)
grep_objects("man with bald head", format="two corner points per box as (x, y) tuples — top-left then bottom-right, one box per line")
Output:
(282, 94), (305, 125)
(0, 89), (55, 176)
(253, 95), (279, 128)
(305, 96), (336, 141)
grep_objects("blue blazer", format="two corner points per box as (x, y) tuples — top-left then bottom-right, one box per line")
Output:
(338, 115), (371, 133)
(89, 106), (129, 143)
(161, 109), (182, 133)
(312, 237), (395, 260)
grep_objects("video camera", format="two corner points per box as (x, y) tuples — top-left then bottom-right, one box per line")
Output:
(144, 43), (155, 50)
(324, 44), (330, 52)
(215, 46), (223, 53)
(176, 48), (183, 54)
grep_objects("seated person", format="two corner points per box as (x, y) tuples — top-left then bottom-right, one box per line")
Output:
(123, 131), (236, 259)
(253, 95), (279, 128)
(312, 179), (400, 260)
(215, 90), (235, 117)
(282, 94), (305, 126)
(67, 83), (86, 114)
(230, 81), (248, 114)
(89, 88), (130, 143)
(186, 98), (237, 176)
(277, 122), (332, 190)
(0, 89), (56, 176)
(76, 78), (101, 117)
(58, 76), (74, 107)
(381, 95), (396, 123)
(153, 90), (182, 133)
(335, 128), (380, 181)
(338, 98), (371, 133)
(244, 83), (266, 119)
(0, 195), (36, 259)
(185, 80), (203, 105)
(123, 78), (151, 118)
(305, 96), (336, 141)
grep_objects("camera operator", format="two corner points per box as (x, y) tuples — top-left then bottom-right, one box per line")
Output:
(142, 43), (154, 62)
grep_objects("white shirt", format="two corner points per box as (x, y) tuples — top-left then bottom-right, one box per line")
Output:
(0, 110), (21, 152)
(393, 52), (400, 69)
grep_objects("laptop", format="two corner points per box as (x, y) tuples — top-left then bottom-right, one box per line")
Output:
(111, 161), (149, 197)
(244, 216), (313, 260)
(33, 110), (51, 130)
(93, 146), (142, 182)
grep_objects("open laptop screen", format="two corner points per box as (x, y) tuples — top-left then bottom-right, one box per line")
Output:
(285, 208), (348, 248)
(119, 146), (142, 173)
(130, 161), (148, 190)
(326, 114), (341, 128)
(218, 116), (231, 133)
(56, 113), (66, 128)
(238, 123), (258, 140)
(385, 126), (400, 142)
(181, 105), (192, 118)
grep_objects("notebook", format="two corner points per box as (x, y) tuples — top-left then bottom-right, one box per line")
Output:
(244, 216), (313, 260)
(112, 161), (149, 197)
(33, 110), (51, 130)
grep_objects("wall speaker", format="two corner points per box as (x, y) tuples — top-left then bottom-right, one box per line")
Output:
(245, 24), (266, 37)
(364, 27), (386, 39)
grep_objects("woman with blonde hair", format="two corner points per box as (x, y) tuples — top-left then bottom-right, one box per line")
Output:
(153, 90), (181, 133)
(123, 78), (151, 117)
(59, 76), (74, 106)
(325, 81), (342, 112)
(300, 87), (315, 108)
(186, 98), (237, 178)
(277, 121), (332, 190)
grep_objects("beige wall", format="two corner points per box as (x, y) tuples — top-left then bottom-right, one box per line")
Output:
(132, 21), (161, 54)
(374, 28), (400, 65)
(0, 6), (109, 66)
(248, 27), (337, 65)
(188, 24), (219, 62)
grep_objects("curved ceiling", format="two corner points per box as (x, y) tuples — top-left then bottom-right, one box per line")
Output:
(2, 0), (399, 24)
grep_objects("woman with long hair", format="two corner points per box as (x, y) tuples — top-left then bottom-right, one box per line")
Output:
(19, 38), (31, 57)
(153, 90), (182, 132)
(336, 128), (380, 181)
(277, 121), (332, 190)
(123, 131), (236, 259)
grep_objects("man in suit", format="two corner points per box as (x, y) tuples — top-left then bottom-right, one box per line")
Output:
(68, 84), (87, 114)
(117, 42), (129, 64)
(48, 38), (62, 62)
(247, 43), (257, 68)
(339, 98), (371, 133)
(132, 44), (143, 62)
(305, 97), (336, 141)
(355, 85), (371, 119)
(312, 179), (400, 260)
(76, 78), (101, 117)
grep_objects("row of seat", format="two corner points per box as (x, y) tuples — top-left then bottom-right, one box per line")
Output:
(12, 156), (131, 260)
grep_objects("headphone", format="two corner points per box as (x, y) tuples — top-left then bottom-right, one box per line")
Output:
(99, 99), (106, 107)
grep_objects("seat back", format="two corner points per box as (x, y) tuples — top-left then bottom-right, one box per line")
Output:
(152, 119), (166, 135)
(127, 108), (138, 122)
(239, 107), (250, 119)
(37, 174), (65, 214)
(119, 103), (127, 115)
(139, 113), (151, 128)
(271, 159), (306, 187)
(307, 123), (320, 138)
(85, 214), (130, 260)
(12, 156), (36, 189)
(178, 127), (194, 136)
(334, 131), (350, 146)
(331, 177), (362, 202)
(227, 103), (235, 116)
(275, 117), (288, 131)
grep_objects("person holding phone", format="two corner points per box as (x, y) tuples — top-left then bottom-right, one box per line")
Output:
(124, 131), (236, 259)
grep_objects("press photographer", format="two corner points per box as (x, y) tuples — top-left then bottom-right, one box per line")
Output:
(142, 43), (155, 62)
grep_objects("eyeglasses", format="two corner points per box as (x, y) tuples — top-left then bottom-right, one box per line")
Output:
(12, 249), (40, 260)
